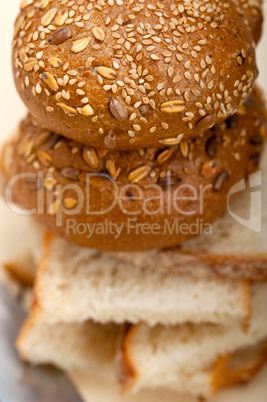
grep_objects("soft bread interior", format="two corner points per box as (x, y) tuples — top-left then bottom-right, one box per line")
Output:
(32, 232), (251, 328)
(116, 283), (267, 395)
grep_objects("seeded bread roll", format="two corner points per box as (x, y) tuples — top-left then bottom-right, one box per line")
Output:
(13, 0), (259, 150)
(1, 89), (265, 252)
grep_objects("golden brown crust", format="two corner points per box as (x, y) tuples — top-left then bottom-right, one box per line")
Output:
(1, 89), (265, 251)
(210, 353), (231, 395)
(4, 262), (35, 287)
(117, 326), (267, 396)
(219, 337), (267, 387)
(12, 0), (259, 150)
(116, 324), (139, 393)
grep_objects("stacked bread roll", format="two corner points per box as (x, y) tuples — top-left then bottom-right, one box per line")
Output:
(3, 0), (265, 251)
(1, 0), (267, 400)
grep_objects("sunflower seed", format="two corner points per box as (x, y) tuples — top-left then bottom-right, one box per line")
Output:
(71, 38), (90, 53)
(160, 100), (185, 113)
(157, 148), (174, 164)
(92, 27), (105, 41)
(128, 165), (151, 183)
(48, 28), (72, 45)
(40, 72), (58, 91)
(196, 115), (215, 129)
(96, 66), (117, 80)
(24, 58), (37, 71)
(213, 172), (230, 192)
(109, 98), (128, 121)
(57, 102), (78, 115)
(82, 104), (94, 116)
(49, 57), (63, 68)
(41, 8), (57, 27)
(54, 10), (68, 26)
(83, 148), (99, 169)
(37, 150), (53, 166)
(205, 135), (218, 157)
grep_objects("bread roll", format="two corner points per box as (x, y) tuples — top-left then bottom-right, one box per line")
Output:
(13, 0), (259, 149)
(1, 88), (265, 251)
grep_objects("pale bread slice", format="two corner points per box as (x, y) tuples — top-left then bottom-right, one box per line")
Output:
(68, 361), (267, 402)
(14, 307), (230, 399)
(16, 307), (267, 399)
(16, 312), (119, 379)
(32, 232), (251, 327)
(114, 148), (267, 280)
(116, 283), (267, 395)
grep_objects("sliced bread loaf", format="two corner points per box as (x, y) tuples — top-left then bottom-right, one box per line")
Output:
(16, 314), (119, 378)
(32, 232), (251, 327)
(16, 290), (267, 400)
(117, 283), (267, 395)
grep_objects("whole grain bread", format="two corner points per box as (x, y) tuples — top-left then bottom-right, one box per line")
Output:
(1, 89), (265, 251)
(12, 0), (260, 149)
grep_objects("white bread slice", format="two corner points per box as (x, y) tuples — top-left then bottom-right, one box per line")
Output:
(69, 360), (267, 402)
(16, 313), (119, 378)
(16, 307), (267, 400)
(16, 311), (223, 397)
(116, 283), (267, 396)
(32, 232), (251, 327)
(15, 307), (232, 399)
(114, 148), (267, 281)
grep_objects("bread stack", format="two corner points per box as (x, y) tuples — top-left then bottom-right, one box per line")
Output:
(1, 0), (267, 399)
